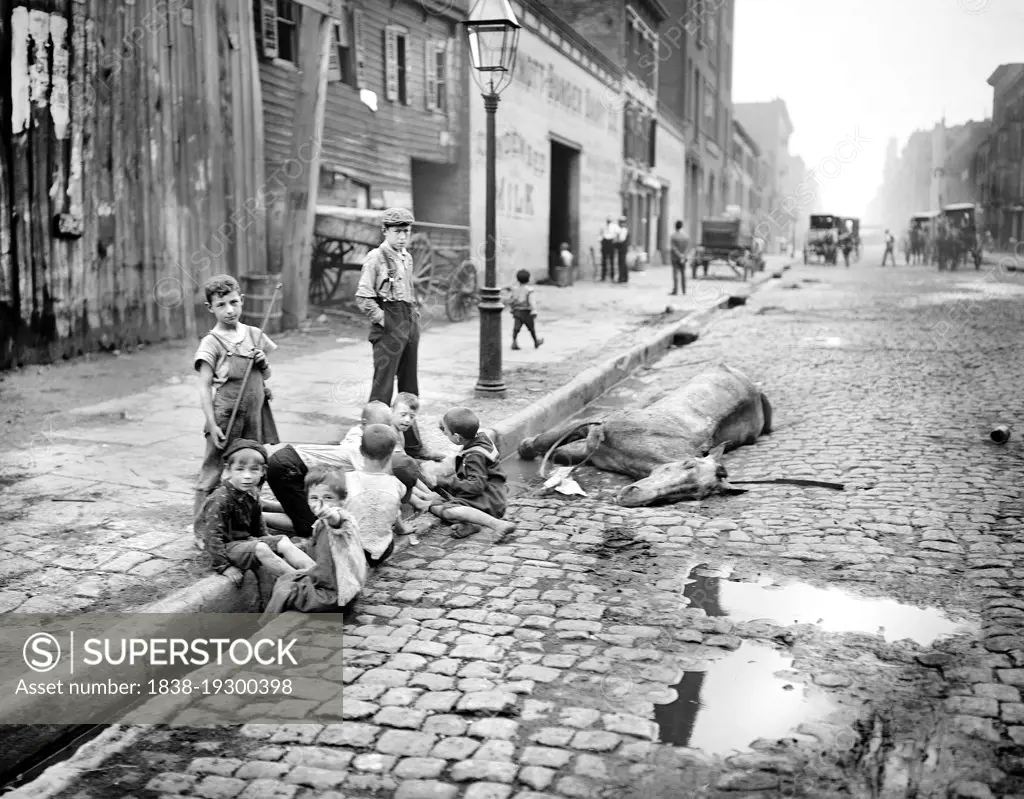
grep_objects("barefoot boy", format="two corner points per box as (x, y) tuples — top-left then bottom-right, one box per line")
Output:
(423, 408), (516, 539)
(197, 439), (315, 585)
(193, 275), (279, 521)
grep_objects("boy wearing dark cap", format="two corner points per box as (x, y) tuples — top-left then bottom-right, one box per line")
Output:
(355, 207), (421, 405)
(196, 438), (315, 585)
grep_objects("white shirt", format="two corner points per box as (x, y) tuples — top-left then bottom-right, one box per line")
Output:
(601, 222), (620, 242)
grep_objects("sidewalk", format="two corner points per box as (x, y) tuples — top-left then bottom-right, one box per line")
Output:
(0, 258), (790, 616)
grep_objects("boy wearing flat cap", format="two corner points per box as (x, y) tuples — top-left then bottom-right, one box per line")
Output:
(355, 207), (421, 406)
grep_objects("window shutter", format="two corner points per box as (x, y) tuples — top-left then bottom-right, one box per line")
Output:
(327, 21), (342, 82)
(444, 37), (454, 114)
(260, 0), (279, 60)
(425, 39), (438, 111)
(337, 5), (349, 45)
(352, 7), (366, 88)
(384, 27), (398, 102)
(649, 117), (657, 167)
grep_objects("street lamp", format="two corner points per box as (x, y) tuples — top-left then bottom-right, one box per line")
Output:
(464, 0), (520, 397)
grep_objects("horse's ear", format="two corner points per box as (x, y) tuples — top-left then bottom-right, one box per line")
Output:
(707, 443), (727, 462)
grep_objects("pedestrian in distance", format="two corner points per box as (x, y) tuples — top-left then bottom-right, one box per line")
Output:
(881, 229), (896, 267)
(616, 215), (631, 283)
(669, 220), (690, 295)
(192, 274), (279, 522)
(599, 217), (619, 281)
(416, 407), (517, 540)
(505, 269), (544, 350)
(559, 241), (575, 284)
(355, 207), (421, 406)
(259, 467), (368, 623)
(195, 439), (316, 586)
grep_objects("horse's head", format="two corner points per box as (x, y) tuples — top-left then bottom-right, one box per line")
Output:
(616, 444), (743, 507)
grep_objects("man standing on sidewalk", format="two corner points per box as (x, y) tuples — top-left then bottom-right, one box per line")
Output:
(616, 215), (630, 283)
(669, 220), (690, 295)
(599, 217), (619, 281)
(355, 208), (420, 405)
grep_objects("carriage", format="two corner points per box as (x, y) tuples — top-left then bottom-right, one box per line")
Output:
(310, 206), (480, 322)
(803, 214), (842, 264)
(907, 210), (940, 265)
(692, 206), (765, 281)
(940, 202), (983, 270)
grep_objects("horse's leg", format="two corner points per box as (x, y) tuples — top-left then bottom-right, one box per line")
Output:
(519, 420), (598, 460)
(550, 440), (591, 466)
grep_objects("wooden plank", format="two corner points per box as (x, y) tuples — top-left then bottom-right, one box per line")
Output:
(156, 0), (177, 336)
(196, 0), (224, 315)
(228, 0), (245, 277)
(238, 0), (268, 276)
(0, 4), (13, 318)
(280, 9), (331, 326)
(171, 0), (196, 339)
(28, 2), (54, 351)
(48, 0), (72, 343)
(79, 0), (99, 336)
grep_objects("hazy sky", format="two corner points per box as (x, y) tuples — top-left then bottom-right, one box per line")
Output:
(732, 0), (1024, 219)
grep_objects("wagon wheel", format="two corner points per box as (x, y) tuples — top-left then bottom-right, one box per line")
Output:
(407, 233), (434, 302)
(446, 261), (479, 323)
(309, 235), (344, 306)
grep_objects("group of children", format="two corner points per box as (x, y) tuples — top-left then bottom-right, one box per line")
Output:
(191, 274), (517, 618)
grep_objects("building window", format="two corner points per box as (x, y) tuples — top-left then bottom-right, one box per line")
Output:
(625, 8), (657, 91)
(426, 40), (448, 113)
(257, 0), (300, 65)
(707, 9), (718, 71)
(328, 9), (358, 88)
(703, 84), (715, 137)
(385, 25), (409, 104)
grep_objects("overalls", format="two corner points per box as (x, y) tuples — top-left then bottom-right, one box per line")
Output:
(195, 328), (279, 500)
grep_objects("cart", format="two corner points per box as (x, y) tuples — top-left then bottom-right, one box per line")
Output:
(691, 208), (764, 281)
(310, 206), (480, 322)
(941, 202), (983, 270)
(803, 214), (841, 264)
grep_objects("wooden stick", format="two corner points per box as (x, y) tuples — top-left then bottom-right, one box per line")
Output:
(222, 282), (282, 449)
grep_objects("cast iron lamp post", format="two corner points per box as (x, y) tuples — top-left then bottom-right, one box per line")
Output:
(464, 0), (520, 397)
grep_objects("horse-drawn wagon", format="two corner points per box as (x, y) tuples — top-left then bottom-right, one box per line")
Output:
(310, 206), (480, 322)
(803, 214), (841, 264)
(691, 206), (765, 281)
(907, 210), (939, 265)
(940, 202), (983, 270)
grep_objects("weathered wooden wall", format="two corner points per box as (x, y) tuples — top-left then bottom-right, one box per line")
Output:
(0, 0), (266, 369)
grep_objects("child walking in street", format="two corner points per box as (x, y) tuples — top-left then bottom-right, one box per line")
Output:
(259, 467), (368, 623)
(345, 424), (414, 566)
(506, 269), (543, 351)
(193, 275), (279, 523)
(420, 408), (516, 539)
(196, 439), (315, 585)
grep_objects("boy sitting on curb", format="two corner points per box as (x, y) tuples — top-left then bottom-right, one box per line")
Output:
(260, 467), (367, 623)
(345, 424), (414, 566)
(391, 392), (447, 462)
(414, 408), (517, 539)
(196, 439), (315, 586)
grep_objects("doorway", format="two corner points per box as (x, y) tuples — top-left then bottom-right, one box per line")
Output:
(549, 139), (580, 280)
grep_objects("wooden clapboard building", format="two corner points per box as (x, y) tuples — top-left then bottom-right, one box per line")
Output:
(253, 0), (470, 260)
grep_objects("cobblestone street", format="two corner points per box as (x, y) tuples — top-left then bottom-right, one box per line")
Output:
(18, 250), (1024, 799)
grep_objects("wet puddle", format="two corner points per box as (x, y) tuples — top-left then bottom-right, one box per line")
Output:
(684, 566), (972, 646)
(654, 642), (833, 754)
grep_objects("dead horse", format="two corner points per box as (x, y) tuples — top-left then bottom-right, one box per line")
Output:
(518, 363), (772, 506)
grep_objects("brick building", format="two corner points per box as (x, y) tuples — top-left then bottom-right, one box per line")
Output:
(973, 64), (1024, 247)
(729, 119), (760, 217)
(540, 0), (670, 265)
(467, 0), (624, 284)
(733, 98), (794, 249)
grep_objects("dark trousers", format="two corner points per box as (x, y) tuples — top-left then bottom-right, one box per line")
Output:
(671, 258), (687, 293)
(369, 301), (419, 405)
(512, 309), (539, 345)
(600, 241), (615, 280)
(266, 445), (317, 538)
(617, 244), (629, 282)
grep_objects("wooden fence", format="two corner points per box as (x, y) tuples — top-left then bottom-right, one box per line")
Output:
(0, 0), (267, 368)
